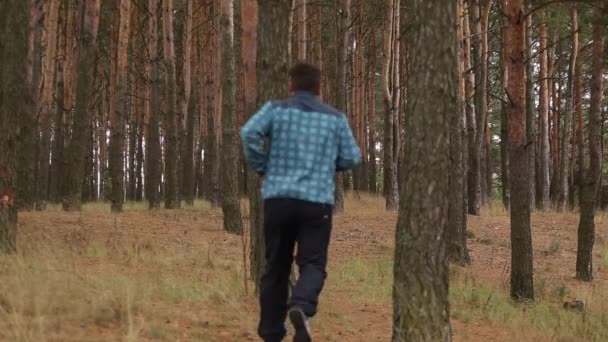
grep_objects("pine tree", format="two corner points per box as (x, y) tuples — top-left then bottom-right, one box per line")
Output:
(393, 0), (455, 338)
(61, 0), (102, 211)
(219, 0), (243, 235)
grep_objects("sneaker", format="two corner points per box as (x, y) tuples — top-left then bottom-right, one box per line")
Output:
(289, 307), (311, 342)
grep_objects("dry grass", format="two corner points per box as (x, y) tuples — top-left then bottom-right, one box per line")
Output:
(0, 195), (607, 341)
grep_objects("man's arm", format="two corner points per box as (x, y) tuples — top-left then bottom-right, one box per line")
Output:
(240, 102), (274, 175)
(336, 115), (361, 172)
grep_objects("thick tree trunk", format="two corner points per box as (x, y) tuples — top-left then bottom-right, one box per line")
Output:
(0, 0), (31, 252)
(241, 0), (263, 289)
(576, 10), (604, 282)
(219, 0), (243, 235)
(36, 0), (61, 210)
(109, 0), (131, 212)
(448, 0), (470, 266)
(392, 1), (454, 339)
(505, 0), (534, 301)
(538, 14), (551, 210)
(162, 0), (180, 209)
(334, 0), (351, 213)
(17, 0), (43, 210)
(61, 0), (102, 211)
(254, 0), (289, 288)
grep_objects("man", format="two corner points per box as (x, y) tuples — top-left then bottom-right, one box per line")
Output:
(241, 63), (361, 342)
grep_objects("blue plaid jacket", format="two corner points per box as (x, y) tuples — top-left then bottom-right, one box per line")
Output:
(241, 91), (361, 205)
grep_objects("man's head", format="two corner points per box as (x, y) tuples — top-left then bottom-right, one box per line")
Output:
(289, 63), (321, 96)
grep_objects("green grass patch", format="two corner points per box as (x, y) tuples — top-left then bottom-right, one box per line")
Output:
(334, 254), (608, 340)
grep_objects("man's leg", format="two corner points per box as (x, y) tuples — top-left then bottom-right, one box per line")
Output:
(258, 199), (297, 342)
(290, 202), (332, 317)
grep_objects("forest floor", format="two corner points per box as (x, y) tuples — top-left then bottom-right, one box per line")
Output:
(1, 195), (608, 341)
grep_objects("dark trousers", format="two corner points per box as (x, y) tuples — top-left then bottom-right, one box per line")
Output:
(258, 198), (333, 342)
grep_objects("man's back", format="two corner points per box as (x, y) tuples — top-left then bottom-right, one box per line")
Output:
(241, 91), (360, 205)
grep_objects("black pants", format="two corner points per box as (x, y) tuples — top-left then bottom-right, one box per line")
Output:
(258, 198), (333, 342)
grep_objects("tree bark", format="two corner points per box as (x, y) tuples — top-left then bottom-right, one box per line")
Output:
(500, 0), (510, 209)
(219, 0), (243, 235)
(448, 0), (470, 266)
(538, 13), (550, 210)
(162, 0), (180, 209)
(576, 9), (604, 282)
(36, 0), (61, 210)
(506, 0), (534, 301)
(297, 0), (307, 61)
(182, 0), (195, 206)
(525, 12), (535, 212)
(61, 0), (101, 211)
(392, 1), (454, 339)
(574, 12), (584, 209)
(368, 30), (378, 194)
(109, 0), (131, 212)
(0, 0), (31, 252)
(464, 0), (478, 215)
(146, 0), (161, 209)
(382, 0), (399, 211)
(17, 0), (43, 210)
(334, 0), (351, 213)
(202, 3), (219, 207)
(254, 0), (289, 288)
(557, 6), (578, 212)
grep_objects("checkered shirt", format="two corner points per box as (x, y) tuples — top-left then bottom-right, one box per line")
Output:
(240, 91), (361, 205)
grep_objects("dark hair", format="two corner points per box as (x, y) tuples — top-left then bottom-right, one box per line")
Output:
(289, 63), (321, 93)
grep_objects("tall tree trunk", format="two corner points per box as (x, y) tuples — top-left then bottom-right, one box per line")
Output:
(557, 7), (578, 211)
(162, 0), (180, 209)
(146, 0), (161, 209)
(576, 9), (604, 282)
(219, 0), (243, 235)
(448, 0), (470, 266)
(50, 10), (66, 203)
(334, 0), (351, 213)
(182, 0), (195, 206)
(382, 0), (399, 211)
(500, 1), (510, 209)
(17, 0), (43, 210)
(36, 0), (61, 210)
(202, 1), (220, 207)
(109, 0), (131, 212)
(0, 0), (31, 252)
(464, 0), (477, 215)
(61, 0), (101, 211)
(525, 12), (535, 211)
(506, 0), (534, 301)
(392, 0), (454, 339)
(241, 0), (262, 287)
(574, 14), (584, 209)
(368, 30), (378, 194)
(468, 0), (482, 212)
(538, 13), (550, 210)
(478, 0), (492, 204)
(254, 0), (289, 288)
